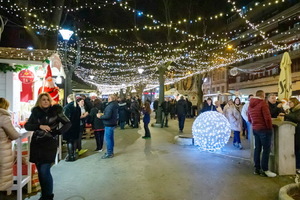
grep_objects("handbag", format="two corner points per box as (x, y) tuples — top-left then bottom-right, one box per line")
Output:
(34, 129), (54, 141)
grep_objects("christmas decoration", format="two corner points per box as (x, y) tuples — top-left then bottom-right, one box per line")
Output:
(38, 60), (60, 103)
(0, 63), (28, 73)
(18, 69), (35, 84)
(192, 111), (231, 151)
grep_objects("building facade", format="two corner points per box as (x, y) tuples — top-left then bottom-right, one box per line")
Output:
(203, 1), (300, 101)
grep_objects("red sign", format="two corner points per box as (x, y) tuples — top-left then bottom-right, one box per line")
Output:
(18, 69), (34, 84)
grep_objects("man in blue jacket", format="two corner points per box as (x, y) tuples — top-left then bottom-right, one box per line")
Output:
(98, 94), (119, 159)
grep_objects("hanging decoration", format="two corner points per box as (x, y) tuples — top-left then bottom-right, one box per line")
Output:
(229, 67), (238, 76)
(0, 63), (28, 73)
(38, 60), (60, 103)
(18, 69), (35, 84)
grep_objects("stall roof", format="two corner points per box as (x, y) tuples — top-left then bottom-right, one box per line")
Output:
(0, 47), (56, 63)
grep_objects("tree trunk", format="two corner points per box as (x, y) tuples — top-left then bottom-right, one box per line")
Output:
(197, 74), (204, 112)
(48, 0), (65, 50)
(155, 61), (172, 124)
(156, 67), (165, 124)
(135, 83), (146, 102)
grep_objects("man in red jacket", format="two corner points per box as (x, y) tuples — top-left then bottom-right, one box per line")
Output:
(248, 90), (277, 177)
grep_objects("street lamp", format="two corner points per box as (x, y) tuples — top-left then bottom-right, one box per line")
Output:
(138, 68), (144, 74)
(59, 29), (74, 105)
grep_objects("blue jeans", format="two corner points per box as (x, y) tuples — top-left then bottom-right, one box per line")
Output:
(104, 126), (115, 155)
(144, 122), (151, 137)
(246, 121), (252, 142)
(177, 114), (186, 131)
(36, 163), (53, 197)
(233, 131), (241, 144)
(253, 129), (272, 171)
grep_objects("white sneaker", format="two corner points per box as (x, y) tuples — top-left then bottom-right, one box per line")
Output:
(296, 169), (300, 174)
(262, 170), (277, 177)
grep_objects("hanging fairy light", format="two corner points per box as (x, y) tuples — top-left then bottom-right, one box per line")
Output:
(192, 111), (231, 151)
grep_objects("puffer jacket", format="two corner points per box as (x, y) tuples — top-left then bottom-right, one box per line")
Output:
(100, 101), (119, 127)
(248, 97), (272, 130)
(223, 104), (243, 131)
(0, 108), (20, 191)
(25, 104), (71, 163)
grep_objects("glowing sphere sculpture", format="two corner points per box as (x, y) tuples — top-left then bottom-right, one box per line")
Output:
(192, 111), (231, 151)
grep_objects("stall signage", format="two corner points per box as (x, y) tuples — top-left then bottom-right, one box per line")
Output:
(18, 69), (35, 84)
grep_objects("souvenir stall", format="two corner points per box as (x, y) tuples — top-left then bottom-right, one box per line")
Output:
(0, 48), (62, 199)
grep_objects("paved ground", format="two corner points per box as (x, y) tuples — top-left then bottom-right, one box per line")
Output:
(1, 116), (296, 200)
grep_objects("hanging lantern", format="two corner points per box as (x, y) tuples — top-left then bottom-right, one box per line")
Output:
(18, 69), (35, 84)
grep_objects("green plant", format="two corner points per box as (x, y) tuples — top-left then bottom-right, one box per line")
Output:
(0, 63), (28, 73)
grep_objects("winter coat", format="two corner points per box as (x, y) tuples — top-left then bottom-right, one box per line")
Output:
(63, 101), (81, 141)
(248, 97), (272, 131)
(268, 101), (284, 118)
(187, 100), (192, 110)
(200, 104), (217, 114)
(0, 108), (20, 191)
(153, 100), (158, 110)
(118, 102), (128, 122)
(223, 104), (243, 131)
(285, 104), (300, 149)
(169, 101), (176, 115)
(90, 106), (104, 130)
(84, 98), (93, 113)
(176, 99), (188, 115)
(143, 110), (151, 124)
(25, 104), (71, 164)
(161, 101), (171, 114)
(130, 100), (140, 115)
(100, 101), (119, 127)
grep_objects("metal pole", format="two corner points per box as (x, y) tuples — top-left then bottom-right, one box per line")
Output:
(63, 40), (68, 106)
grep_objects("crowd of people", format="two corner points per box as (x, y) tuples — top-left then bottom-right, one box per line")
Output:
(0, 91), (300, 199)
(198, 91), (300, 178)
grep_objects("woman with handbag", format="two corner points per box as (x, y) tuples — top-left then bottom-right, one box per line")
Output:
(25, 93), (71, 200)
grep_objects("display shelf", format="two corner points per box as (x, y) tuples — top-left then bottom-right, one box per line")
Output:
(7, 129), (33, 200)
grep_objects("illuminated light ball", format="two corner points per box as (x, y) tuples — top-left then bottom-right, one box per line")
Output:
(192, 111), (231, 151)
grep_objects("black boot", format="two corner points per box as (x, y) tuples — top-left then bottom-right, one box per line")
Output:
(66, 142), (76, 162)
(39, 194), (54, 200)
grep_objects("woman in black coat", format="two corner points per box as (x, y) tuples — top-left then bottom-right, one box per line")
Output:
(118, 98), (128, 129)
(63, 94), (81, 161)
(90, 98), (105, 151)
(25, 93), (71, 200)
(285, 97), (300, 173)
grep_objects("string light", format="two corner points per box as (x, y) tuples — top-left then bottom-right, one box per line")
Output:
(0, 0), (297, 92)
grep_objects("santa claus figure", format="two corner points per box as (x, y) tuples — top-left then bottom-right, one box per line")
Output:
(38, 63), (60, 104)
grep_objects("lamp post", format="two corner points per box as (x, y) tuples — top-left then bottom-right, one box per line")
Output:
(59, 29), (74, 105)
